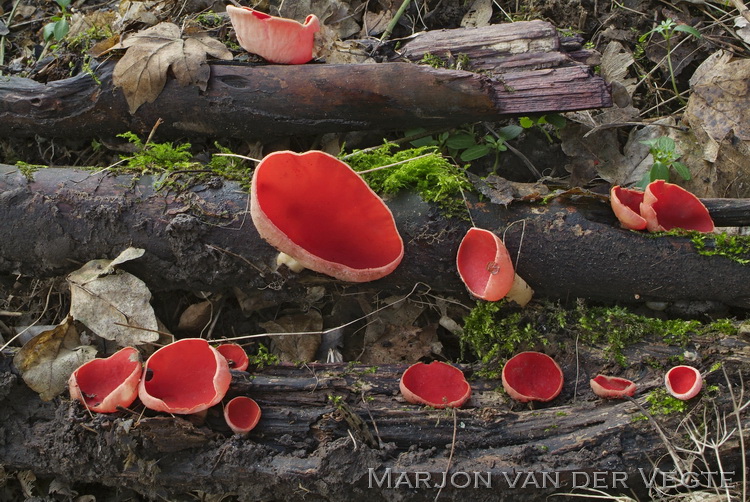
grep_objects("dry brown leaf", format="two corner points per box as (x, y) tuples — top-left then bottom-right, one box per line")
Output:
(113, 22), (232, 114)
(461, 0), (493, 28)
(13, 316), (97, 401)
(263, 311), (323, 363)
(68, 247), (160, 346)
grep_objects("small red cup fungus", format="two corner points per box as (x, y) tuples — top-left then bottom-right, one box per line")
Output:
(640, 180), (715, 233)
(250, 150), (404, 282)
(589, 374), (637, 399)
(216, 343), (249, 372)
(665, 365), (702, 400)
(139, 338), (231, 414)
(224, 396), (262, 435)
(399, 361), (471, 409)
(610, 186), (647, 230)
(502, 351), (564, 403)
(68, 346), (142, 413)
(456, 228), (533, 305)
(225, 6), (320, 65)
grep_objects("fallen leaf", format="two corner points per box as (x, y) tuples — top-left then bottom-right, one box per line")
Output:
(263, 311), (323, 363)
(113, 22), (232, 113)
(13, 317), (97, 401)
(461, 0), (493, 28)
(68, 248), (160, 346)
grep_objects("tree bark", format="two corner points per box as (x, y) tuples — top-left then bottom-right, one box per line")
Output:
(1, 336), (748, 501)
(2, 165), (750, 307)
(0, 21), (610, 141)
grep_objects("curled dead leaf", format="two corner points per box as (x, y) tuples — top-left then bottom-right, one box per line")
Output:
(13, 316), (97, 401)
(113, 22), (232, 114)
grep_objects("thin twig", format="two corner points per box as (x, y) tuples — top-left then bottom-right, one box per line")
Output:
(434, 407), (458, 501)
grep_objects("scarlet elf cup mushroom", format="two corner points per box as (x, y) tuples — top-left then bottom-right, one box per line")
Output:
(665, 365), (702, 400)
(501, 351), (564, 403)
(225, 6), (320, 65)
(250, 150), (404, 282)
(224, 396), (262, 435)
(456, 227), (533, 306)
(610, 181), (714, 233)
(589, 374), (637, 399)
(68, 346), (142, 413)
(216, 343), (249, 372)
(139, 338), (231, 414)
(399, 361), (471, 409)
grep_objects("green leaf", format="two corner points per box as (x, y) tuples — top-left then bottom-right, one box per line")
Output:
(56, 0), (72, 9)
(672, 161), (691, 180)
(674, 24), (701, 38)
(519, 116), (535, 128)
(53, 19), (69, 41)
(650, 161), (670, 182)
(498, 124), (523, 140)
(545, 113), (567, 129)
(43, 22), (56, 41)
(410, 136), (439, 148)
(460, 144), (491, 162)
(445, 133), (478, 150)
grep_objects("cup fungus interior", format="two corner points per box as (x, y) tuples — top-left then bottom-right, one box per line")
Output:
(400, 361), (471, 408)
(610, 186), (647, 230)
(224, 396), (262, 433)
(216, 343), (249, 371)
(251, 151), (403, 281)
(70, 347), (141, 412)
(456, 228), (514, 301)
(142, 339), (228, 410)
(502, 352), (563, 402)
(642, 180), (714, 232)
(590, 374), (636, 399)
(665, 365), (702, 399)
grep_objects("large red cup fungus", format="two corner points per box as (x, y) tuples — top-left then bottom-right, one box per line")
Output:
(68, 346), (142, 413)
(250, 150), (404, 282)
(610, 186), (647, 230)
(216, 343), (249, 372)
(456, 227), (533, 305)
(225, 6), (320, 65)
(399, 361), (471, 409)
(502, 351), (564, 403)
(640, 180), (715, 233)
(665, 365), (702, 400)
(224, 396), (262, 435)
(139, 338), (231, 414)
(589, 374), (637, 399)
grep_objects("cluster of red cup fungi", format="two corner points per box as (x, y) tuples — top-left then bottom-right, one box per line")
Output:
(69, 339), (260, 435)
(610, 180), (714, 233)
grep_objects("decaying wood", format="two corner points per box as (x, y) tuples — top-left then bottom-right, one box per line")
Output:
(2, 165), (750, 308)
(1, 336), (748, 501)
(0, 21), (610, 141)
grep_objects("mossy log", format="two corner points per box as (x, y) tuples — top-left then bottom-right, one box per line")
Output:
(1, 333), (748, 501)
(0, 21), (610, 141)
(1, 165), (750, 308)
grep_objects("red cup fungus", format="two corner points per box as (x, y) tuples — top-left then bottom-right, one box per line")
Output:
(250, 150), (404, 282)
(665, 365), (702, 400)
(399, 361), (471, 409)
(216, 343), (249, 372)
(589, 374), (637, 399)
(224, 396), (262, 435)
(610, 181), (714, 233)
(502, 351), (564, 403)
(456, 228), (533, 306)
(139, 338), (231, 414)
(225, 6), (319, 65)
(610, 186), (647, 230)
(641, 180), (715, 233)
(68, 346), (142, 413)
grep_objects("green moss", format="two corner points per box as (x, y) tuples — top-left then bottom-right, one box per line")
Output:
(247, 343), (280, 369)
(419, 52), (471, 70)
(658, 230), (750, 265)
(345, 144), (471, 217)
(460, 301), (551, 378)
(15, 161), (46, 180)
(645, 388), (688, 415)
